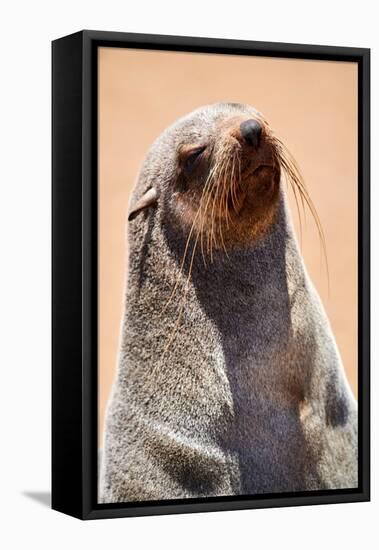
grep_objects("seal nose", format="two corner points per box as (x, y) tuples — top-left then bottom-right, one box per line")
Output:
(240, 119), (262, 148)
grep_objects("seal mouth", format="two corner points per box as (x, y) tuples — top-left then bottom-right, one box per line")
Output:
(222, 163), (277, 214)
(250, 163), (275, 177)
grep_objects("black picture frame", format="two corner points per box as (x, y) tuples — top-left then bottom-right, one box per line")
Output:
(52, 30), (370, 520)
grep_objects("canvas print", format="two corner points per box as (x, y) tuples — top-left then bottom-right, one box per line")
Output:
(97, 48), (358, 503)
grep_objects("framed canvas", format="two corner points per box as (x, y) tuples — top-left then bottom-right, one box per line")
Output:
(52, 30), (370, 520)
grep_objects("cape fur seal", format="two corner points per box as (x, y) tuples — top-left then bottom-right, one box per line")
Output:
(99, 102), (357, 502)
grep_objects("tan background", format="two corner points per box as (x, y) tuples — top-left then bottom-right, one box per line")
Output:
(98, 47), (357, 446)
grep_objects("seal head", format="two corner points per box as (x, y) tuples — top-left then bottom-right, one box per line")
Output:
(129, 103), (289, 257)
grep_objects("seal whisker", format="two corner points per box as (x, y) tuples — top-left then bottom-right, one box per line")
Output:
(234, 153), (242, 214)
(271, 134), (330, 292)
(208, 160), (224, 261)
(222, 154), (233, 229)
(209, 175), (219, 260)
(156, 232), (200, 368)
(286, 170), (304, 251)
(198, 159), (221, 265)
(270, 135), (307, 223)
(199, 169), (216, 266)
(219, 158), (234, 253)
(230, 152), (240, 215)
(202, 164), (219, 261)
(215, 152), (232, 256)
(169, 159), (219, 300)
(212, 145), (230, 247)
(295, 182), (330, 294)
(200, 155), (223, 261)
(160, 217), (198, 314)
(161, 188), (208, 314)
(229, 154), (237, 214)
(199, 194), (208, 267)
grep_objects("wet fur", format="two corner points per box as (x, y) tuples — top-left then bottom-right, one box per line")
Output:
(99, 103), (357, 502)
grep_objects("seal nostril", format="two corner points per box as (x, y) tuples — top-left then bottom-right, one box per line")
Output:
(240, 119), (262, 148)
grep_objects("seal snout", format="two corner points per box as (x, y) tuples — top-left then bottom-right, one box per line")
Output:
(239, 119), (262, 148)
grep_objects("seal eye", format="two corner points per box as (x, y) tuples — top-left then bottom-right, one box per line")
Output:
(184, 146), (206, 172)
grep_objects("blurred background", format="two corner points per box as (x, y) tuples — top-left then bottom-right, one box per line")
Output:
(98, 47), (357, 446)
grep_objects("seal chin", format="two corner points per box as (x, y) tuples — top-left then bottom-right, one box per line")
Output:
(251, 164), (280, 194)
(233, 163), (280, 213)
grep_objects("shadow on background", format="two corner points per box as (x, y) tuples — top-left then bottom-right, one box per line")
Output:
(22, 491), (51, 508)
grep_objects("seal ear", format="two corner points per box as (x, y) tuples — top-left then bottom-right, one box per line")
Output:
(128, 187), (160, 221)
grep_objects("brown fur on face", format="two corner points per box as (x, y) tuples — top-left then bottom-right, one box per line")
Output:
(172, 115), (282, 259)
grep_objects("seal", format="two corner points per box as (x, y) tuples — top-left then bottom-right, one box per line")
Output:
(99, 102), (357, 502)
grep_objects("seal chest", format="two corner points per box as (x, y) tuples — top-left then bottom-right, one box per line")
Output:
(100, 102), (357, 502)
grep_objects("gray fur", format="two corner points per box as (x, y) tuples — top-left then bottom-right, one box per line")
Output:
(99, 103), (357, 502)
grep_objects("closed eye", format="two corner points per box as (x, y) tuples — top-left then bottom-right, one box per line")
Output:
(184, 145), (207, 172)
